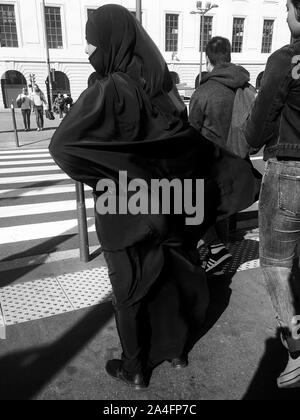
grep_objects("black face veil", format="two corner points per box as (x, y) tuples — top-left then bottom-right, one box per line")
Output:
(85, 4), (173, 96)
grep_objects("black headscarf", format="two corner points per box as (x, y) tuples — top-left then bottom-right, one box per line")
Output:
(49, 5), (204, 185)
(86, 4), (173, 97)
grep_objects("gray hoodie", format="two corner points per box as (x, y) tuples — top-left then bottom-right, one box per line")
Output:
(189, 63), (250, 147)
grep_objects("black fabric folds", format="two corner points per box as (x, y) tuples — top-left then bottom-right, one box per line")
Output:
(49, 5), (258, 369)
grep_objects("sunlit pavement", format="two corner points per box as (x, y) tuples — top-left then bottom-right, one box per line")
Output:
(1, 227), (300, 400)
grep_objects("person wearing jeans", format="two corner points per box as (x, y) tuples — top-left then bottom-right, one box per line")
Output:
(16, 88), (32, 131)
(245, 0), (300, 388)
(31, 85), (47, 131)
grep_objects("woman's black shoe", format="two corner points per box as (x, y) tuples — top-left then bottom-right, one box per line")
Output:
(105, 359), (148, 390)
(169, 358), (188, 369)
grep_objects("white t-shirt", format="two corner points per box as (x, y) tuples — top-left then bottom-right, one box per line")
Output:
(31, 91), (47, 107)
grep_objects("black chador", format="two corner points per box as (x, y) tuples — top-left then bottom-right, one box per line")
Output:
(49, 5), (257, 388)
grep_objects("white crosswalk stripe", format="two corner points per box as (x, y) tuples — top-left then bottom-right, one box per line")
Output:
(0, 185), (92, 198)
(0, 149), (49, 154)
(0, 154), (51, 160)
(0, 149), (97, 269)
(0, 159), (54, 165)
(0, 165), (62, 174)
(0, 173), (70, 184)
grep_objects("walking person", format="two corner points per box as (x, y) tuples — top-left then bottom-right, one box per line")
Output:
(49, 5), (258, 389)
(189, 37), (251, 274)
(63, 93), (73, 115)
(31, 85), (47, 131)
(53, 92), (65, 120)
(16, 87), (32, 131)
(245, 0), (300, 388)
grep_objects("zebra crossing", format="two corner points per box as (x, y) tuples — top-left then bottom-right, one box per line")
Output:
(0, 148), (99, 271)
(0, 147), (261, 329)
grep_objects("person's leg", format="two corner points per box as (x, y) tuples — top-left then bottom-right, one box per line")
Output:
(21, 110), (27, 130)
(26, 109), (31, 130)
(259, 159), (300, 388)
(201, 223), (232, 275)
(35, 106), (40, 129)
(40, 108), (44, 130)
(103, 248), (146, 388)
(114, 303), (143, 373)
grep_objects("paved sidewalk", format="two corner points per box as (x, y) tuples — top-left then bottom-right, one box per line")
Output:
(1, 266), (300, 400)
(0, 109), (57, 150)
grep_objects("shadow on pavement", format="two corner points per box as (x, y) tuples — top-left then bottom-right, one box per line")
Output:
(0, 302), (114, 400)
(0, 180), (76, 201)
(0, 217), (98, 287)
(186, 273), (233, 354)
(0, 127), (58, 134)
(243, 336), (300, 400)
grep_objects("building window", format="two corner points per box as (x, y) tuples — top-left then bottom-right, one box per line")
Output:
(0, 4), (18, 47)
(199, 16), (213, 51)
(165, 14), (179, 52)
(261, 19), (274, 53)
(45, 6), (63, 49)
(232, 17), (245, 53)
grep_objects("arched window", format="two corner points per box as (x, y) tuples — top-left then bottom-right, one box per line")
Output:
(46, 71), (71, 100)
(1, 70), (27, 108)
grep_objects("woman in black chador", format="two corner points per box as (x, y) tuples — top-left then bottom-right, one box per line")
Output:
(49, 5), (257, 389)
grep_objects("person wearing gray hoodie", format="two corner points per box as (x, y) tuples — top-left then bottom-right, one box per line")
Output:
(190, 36), (250, 149)
(189, 37), (250, 274)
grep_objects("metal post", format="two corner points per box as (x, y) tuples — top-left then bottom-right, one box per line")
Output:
(199, 12), (205, 86)
(42, 0), (53, 111)
(75, 182), (90, 262)
(11, 102), (20, 148)
(136, 0), (142, 23)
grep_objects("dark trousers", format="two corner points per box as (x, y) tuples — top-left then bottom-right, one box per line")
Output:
(34, 106), (44, 129)
(21, 109), (31, 130)
(104, 243), (209, 374)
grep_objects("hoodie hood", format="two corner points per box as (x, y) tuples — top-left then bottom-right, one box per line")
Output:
(201, 63), (250, 89)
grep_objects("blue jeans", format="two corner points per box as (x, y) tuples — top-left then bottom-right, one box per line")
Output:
(34, 106), (44, 129)
(259, 158), (300, 331)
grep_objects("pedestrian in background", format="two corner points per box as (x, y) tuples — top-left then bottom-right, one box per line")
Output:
(63, 93), (73, 114)
(245, 0), (300, 389)
(16, 87), (32, 131)
(53, 92), (65, 120)
(31, 85), (47, 131)
(189, 37), (251, 274)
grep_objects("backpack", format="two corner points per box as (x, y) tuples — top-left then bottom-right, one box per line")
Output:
(45, 109), (55, 120)
(226, 84), (257, 159)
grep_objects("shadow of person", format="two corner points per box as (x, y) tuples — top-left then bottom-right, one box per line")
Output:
(242, 336), (300, 400)
(0, 301), (114, 400)
(185, 272), (233, 355)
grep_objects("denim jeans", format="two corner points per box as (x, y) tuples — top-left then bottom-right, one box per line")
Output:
(259, 158), (300, 331)
(34, 106), (44, 129)
(21, 109), (31, 130)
